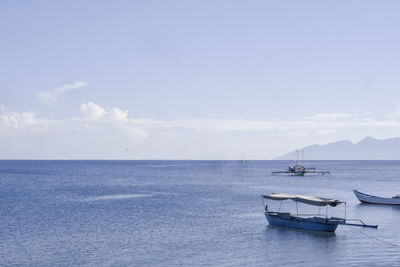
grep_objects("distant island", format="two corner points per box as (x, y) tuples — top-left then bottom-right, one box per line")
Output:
(275, 137), (400, 160)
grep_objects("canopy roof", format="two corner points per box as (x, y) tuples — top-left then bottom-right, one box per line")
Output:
(262, 193), (344, 207)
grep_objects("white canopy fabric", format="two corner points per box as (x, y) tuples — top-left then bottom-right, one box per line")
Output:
(262, 193), (344, 207)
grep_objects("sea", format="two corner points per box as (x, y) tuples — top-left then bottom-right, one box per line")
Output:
(1, 160), (400, 266)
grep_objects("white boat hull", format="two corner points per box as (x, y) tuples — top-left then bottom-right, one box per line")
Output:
(353, 190), (400, 205)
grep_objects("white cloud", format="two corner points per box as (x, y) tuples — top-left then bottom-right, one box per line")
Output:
(106, 107), (128, 122)
(54, 81), (88, 93)
(38, 81), (88, 103)
(80, 102), (128, 122)
(80, 102), (106, 120)
(129, 112), (400, 135)
(306, 113), (351, 121)
(0, 103), (147, 141)
(3, 101), (400, 159)
(79, 102), (145, 138)
(0, 105), (59, 133)
(121, 125), (149, 138)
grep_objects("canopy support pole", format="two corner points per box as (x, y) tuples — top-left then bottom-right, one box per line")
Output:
(261, 196), (266, 211)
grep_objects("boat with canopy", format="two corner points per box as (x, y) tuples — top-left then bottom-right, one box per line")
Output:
(262, 193), (377, 232)
(354, 189), (400, 205)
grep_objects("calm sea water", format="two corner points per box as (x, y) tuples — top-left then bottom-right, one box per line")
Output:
(1, 160), (400, 266)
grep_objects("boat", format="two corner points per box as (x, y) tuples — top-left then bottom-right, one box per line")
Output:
(287, 164), (306, 176)
(353, 189), (400, 205)
(272, 150), (330, 176)
(272, 168), (330, 176)
(261, 193), (377, 232)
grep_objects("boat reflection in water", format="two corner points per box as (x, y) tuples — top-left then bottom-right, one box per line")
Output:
(261, 193), (377, 232)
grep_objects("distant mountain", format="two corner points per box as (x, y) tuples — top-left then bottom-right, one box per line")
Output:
(275, 137), (400, 160)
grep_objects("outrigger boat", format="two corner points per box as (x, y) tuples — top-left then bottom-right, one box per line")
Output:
(354, 189), (400, 205)
(272, 150), (330, 176)
(262, 193), (377, 232)
(271, 165), (330, 176)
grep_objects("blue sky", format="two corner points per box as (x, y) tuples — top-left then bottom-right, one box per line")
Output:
(1, 0), (400, 159)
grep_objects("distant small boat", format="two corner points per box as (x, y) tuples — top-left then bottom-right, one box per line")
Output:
(272, 150), (330, 176)
(262, 193), (377, 232)
(353, 190), (400, 205)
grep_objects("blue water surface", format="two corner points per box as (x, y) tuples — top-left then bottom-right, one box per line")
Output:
(1, 160), (400, 266)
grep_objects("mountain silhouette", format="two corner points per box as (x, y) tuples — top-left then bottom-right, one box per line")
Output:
(275, 137), (400, 160)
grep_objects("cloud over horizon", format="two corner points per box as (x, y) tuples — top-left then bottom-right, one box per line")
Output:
(3, 102), (400, 137)
(0, 104), (60, 133)
(80, 102), (128, 122)
(2, 102), (400, 159)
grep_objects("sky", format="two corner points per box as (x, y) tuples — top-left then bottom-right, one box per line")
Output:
(1, 0), (400, 159)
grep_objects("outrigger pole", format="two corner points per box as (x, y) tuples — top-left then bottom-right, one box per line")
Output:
(342, 219), (378, 229)
(342, 202), (377, 228)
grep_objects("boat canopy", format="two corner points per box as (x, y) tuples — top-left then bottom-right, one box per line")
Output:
(262, 193), (344, 207)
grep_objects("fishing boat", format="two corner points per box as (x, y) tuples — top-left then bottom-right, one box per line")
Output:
(271, 165), (330, 176)
(261, 193), (377, 232)
(272, 150), (330, 176)
(353, 189), (400, 205)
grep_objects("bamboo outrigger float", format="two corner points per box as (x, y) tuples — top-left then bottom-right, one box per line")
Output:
(262, 193), (378, 232)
